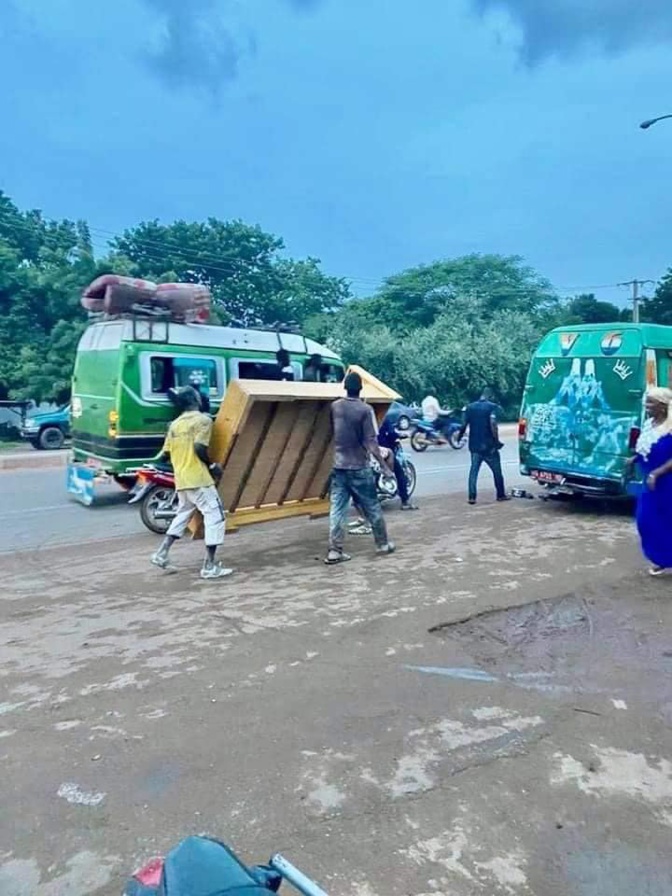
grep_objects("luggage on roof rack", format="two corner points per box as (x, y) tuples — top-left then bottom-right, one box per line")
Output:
(82, 275), (211, 323)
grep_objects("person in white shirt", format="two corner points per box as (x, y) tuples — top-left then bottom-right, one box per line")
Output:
(421, 394), (441, 422)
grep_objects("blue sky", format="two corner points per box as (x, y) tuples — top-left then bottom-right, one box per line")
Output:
(2, 0), (672, 304)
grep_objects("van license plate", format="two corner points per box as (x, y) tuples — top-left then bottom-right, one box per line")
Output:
(532, 470), (565, 484)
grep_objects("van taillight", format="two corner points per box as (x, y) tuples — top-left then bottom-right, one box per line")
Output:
(518, 418), (527, 439)
(629, 427), (640, 452)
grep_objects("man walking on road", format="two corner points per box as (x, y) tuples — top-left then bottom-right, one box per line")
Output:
(325, 372), (397, 564)
(151, 386), (232, 580)
(459, 387), (510, 505)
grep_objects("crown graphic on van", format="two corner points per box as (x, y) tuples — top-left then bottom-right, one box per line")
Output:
(539, 358), (556, 379)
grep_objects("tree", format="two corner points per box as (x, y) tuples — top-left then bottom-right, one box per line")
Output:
(368, 254), (556, 330)
(640, 272), (672, 325)
(0, 193), (352, 402)
(323, 293), (542, 417)
(562, 293), (622, 324)
(112, 219), (349, 326)
(0, 192), (97, 402)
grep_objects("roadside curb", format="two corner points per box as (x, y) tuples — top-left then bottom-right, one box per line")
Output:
(0, 451), (69, 472)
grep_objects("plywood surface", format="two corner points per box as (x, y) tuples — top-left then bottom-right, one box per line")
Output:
(189, 370), (398, 536)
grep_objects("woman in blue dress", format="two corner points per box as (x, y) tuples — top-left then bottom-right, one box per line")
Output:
(633, 387), (672, 575)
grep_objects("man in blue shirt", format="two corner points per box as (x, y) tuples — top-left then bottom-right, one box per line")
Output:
(458, 387), (510, 505)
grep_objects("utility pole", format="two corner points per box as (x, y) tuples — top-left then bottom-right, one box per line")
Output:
(618, 279), (655, 323)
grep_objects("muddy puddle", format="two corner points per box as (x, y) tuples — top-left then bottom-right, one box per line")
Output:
(430, 581), (672, 716)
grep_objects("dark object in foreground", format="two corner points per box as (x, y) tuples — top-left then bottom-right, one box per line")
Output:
(124, 835), (328, 895)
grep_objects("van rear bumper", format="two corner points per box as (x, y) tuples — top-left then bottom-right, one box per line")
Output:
(521, 466), (640, 498)
(72, 432), (164, 462)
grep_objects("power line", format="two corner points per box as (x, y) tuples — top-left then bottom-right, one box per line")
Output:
(0, 206), (660, 299)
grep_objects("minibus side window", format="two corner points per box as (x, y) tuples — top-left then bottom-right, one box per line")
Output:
(323, 364), (345, 383)
(151, 357), (173, 393)
(147, 356), (219, 396)
(237, 361), (281, 380)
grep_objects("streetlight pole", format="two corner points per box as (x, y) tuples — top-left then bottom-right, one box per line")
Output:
(640, 114), (672, 130)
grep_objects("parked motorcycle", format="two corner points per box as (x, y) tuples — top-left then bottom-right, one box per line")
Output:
(410, 410), (466, 452)
(124, 834), (327, 896)
(128, 464), (178, 535)
(373, 439), (417, 502)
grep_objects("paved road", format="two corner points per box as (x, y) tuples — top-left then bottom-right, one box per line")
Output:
(1, 491), (668, 896)
(0, 434), (526, 554)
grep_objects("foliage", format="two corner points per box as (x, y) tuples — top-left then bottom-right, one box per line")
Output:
(0, 194), (349, 401)
(320, 296), (540, 416)
(0, 193), (97, 402)
(364, 254), (557, 331)
(640, 271), (672, 325)
(4, 187), (672, 412)
(112, 219), (349, 326)
(561, 293), (623, 325)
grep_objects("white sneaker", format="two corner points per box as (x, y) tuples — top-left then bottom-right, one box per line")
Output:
(200, 564), (234, 580)
(151, 551), (170, 570)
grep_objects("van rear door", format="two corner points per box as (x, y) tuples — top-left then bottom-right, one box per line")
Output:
(71, 324), (123, 457)
(521, 328), (643, 483)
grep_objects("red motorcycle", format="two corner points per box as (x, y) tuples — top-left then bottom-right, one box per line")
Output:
(128, 464), (178, 535)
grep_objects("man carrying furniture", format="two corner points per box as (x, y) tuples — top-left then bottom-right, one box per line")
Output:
(151, 386), (232, 580)
(325, 372), (397, 564)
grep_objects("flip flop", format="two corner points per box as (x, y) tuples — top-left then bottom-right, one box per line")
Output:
(324, 552), (352, 565)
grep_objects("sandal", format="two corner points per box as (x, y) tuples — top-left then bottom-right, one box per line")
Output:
(324, 551), (352, 565)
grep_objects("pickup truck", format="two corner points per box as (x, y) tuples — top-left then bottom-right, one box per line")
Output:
(21, 405), (71, 450)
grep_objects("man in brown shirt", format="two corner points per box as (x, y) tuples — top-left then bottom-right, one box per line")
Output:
(325, 372), (396, 564)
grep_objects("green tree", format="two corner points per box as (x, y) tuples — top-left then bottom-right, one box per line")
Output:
(112, 219), (349, 326)
(368, 254), (556, 330)
(0, 192), (97, 402)
(0, 193), (351, 401)
(561, 293), (622, 324)
(640, 272), (672, 325)
(324, 293), (542, 417)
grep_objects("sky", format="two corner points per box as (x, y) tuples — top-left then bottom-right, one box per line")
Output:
(1, 0), (672, 304)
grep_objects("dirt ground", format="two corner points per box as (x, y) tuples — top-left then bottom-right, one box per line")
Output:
(1, 496), (671, 895)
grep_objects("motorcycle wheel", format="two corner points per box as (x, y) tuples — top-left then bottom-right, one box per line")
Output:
(410, 430), (429, 452)
(449, 430), (467, 450)
(140, 485), (177, 535)
(377, 473), (398, 501)
(403, 460), (417, 498)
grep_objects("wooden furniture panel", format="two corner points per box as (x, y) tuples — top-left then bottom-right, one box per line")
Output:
(189, 372), (399, 536)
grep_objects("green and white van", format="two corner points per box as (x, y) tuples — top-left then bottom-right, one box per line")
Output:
(519, 323), (672, 497)
(70, 318), (344, 481)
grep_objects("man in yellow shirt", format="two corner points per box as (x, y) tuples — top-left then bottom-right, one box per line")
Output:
(151, 386), (232, 580)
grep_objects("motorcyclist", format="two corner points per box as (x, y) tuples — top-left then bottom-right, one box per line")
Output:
(377, 414), (418, 510)
(421, 393), (457, 440)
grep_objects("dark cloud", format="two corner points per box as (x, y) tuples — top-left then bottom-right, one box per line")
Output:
(473, 0), (672, 64)
(141, 0), (323, 93)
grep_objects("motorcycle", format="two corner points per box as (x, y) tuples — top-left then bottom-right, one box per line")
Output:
(410, 409), (466, 453)
(130, 436), (417, 535)
(124, 834), (327, 896)
(373, 438), (417, 502)
(128, 464), (178, 535)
